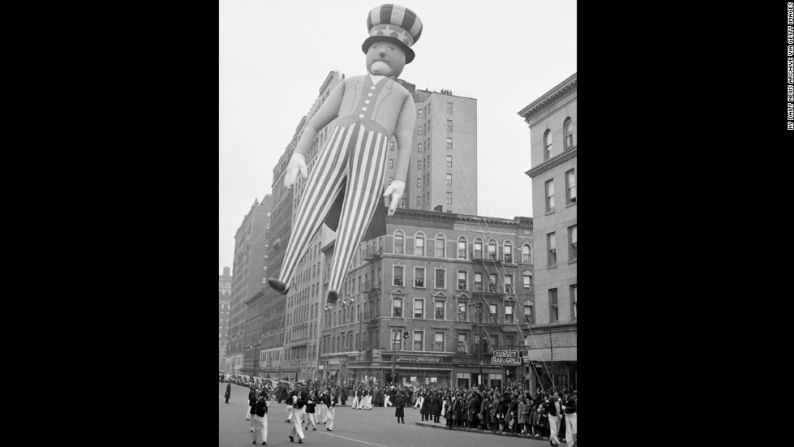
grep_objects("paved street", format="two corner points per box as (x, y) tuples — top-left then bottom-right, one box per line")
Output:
(220, 383), (557, 447)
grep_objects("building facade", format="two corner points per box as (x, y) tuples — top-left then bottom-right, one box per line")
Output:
(318, 209), (533, 388)
(518, 72), (577, 392)
(227, 195), (272, 374)
(219, 266), (232, 371)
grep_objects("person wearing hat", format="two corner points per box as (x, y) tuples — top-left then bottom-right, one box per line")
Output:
(224, 381), (232, 404)
(251, 389), (269, 445)
(267, 3), (423, 308)
(546, 391), (562, 446)
(563, 390), (576, 447)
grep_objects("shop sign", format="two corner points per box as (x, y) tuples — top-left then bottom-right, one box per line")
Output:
(491, 350), (522, 366)
(395, 356), (443, 363)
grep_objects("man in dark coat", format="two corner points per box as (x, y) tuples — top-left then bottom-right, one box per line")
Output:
(225, 382), (232, 404)
(340, 385), (348, 406)
(394, 392), (405, 424)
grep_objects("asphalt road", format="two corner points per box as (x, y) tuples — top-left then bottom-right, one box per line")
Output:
(220, 382), (555, 447)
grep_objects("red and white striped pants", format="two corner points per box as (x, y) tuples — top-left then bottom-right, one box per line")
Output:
(278, 116), (389, 295)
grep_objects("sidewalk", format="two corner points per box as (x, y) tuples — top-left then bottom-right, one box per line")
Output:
(415, 420), (568, 443)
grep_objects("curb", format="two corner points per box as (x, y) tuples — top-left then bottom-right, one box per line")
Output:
(414, 421), (556, 441)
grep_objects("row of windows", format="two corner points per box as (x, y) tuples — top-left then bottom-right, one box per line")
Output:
(392, 232), (532, 263)
(546, 225), (577, 267)
(390, 297), (533, 324)
(544, 168), (577, 213)
(391, 266), (532, 293)
(543, 117), (575, 161)
(548, 284), (577, 323)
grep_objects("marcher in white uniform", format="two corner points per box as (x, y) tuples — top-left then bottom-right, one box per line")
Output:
(350, 389), (360, 410)
(326, 392), (337, 431)
(289, 392), (306, 444)
(547, 393), (562, 447)
(251, 390), (268, 445)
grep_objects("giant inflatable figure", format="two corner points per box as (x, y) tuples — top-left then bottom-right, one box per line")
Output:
(268, 4), (422, 304)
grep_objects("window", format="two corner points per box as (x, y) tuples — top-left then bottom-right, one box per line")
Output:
(457, 271), (467, 290)
(488, 274), (497, 292)
(521, 245), (531, 264)
(446, 155), (452, 167)
(474, 273), (483, 291)
(435, 234), (446, 257)
(504, 275), (513, 293)
(488, 304), (497, 323)
(418, 142), (423, 153)
(504, 303), (514, 323)
(488, 240), (497, 260)
(456, 333), (467, 353)
(435, 269), (446, 289)
(434, 332), (445, 351)
(568, 225), (577, 262)
(446, 138), (452, 151)
(447, 102), (453, 114)
(543, 129), (552, 160)
(413, 331), (424, 351)
(446, 119), (453, 132)
(417, 178), (422, 189)
(414, 233), (425, 256)
(389, 158), (394, 168)
(393, 266), (404, 286)
(392, 330), (403, 350)
(523, 305), (533, 324)
(473, 239), (483, 259)
(414, 266), (425, 287)
(558, 168), (573, 206)
(392, 297), (403, 317)
(416, 195), (421, 206)
(446, 173), (452, 185)
(569, 284), (578, 321)
(564, 117), (574, 150)
(545, 179), (555, 213)
(446, 192), (452, 204)
(418, 109), (424, 120)
(417, 159), (422, 170)
(503, 241), (513, 263)
(523, 273), (532, 290)
(549, 288), (559, 322)
(413, 298), (425, 319)
(457, 302), (467, 322)
(418, 124), (423, 135)
(434, 300), (445, 320)
(394, 231), (404, 255)
(547, 232), (557, 267)
(457, 237), (467, 259)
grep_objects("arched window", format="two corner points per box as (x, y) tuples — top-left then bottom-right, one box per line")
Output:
(564, 117), (574, 150)
(415, 232), (425, 256)
(544, 129), (553, 160)
(473, 238), (483, 259)
(487, 240), (497, 260)
(394, 230), (404, 255)
(457, 236), (467, 259)
(435, 233), (446, 258)
(521, 244), (532, 264)
(503, 241), (513, 263)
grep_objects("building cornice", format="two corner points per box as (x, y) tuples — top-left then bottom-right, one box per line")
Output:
(517, 73), (577, 120)
(391, 208), (532, 229)
(525, 147), (577, 178)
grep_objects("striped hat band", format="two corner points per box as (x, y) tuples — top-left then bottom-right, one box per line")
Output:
(366, 4), (422, 48)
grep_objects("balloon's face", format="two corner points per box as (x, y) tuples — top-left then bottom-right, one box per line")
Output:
(365, 40), (406, 77)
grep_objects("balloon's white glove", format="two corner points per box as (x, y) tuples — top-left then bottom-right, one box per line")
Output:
(383, 180), (405, 216)
(283, 153), (308, 188)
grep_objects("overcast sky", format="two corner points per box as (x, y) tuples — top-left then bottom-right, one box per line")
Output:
(220, 0), (576, 274)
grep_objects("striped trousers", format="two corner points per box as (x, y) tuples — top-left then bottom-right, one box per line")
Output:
(278, 117), (389, 296)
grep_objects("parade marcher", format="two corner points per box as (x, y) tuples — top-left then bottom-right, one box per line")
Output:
(350, 388), (360, 410)
(266, 3), (423, 311)
(384, 386), (392, 407)
(251, 389), (269, 445)
(420, 392), (429, 421)
(414, 391), (424, 410)
(326, 390), (337, 431)
(304, 392), (318, 431)
(317, 391), (327, 424)
(285, 389), (295, 424)
(363, 388), (373, 410)
(394, 392), (405, 424)
(248, 385), (258, 433)
(340, 385), (348, 407)
(288, 387), (307, 444)
(546, 392), (562, 446)
(563, 391), (577, 447)
(225, 382), (232, 404)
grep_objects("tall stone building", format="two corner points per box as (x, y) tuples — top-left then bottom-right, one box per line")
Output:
(317, 209), (533, 387)
(219, 266), (232, 372)
(226, 195), (272, 374)
(518, 72), (577, 392)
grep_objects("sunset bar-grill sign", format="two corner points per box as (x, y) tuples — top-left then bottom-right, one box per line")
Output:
(490, 350), (522, 366)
